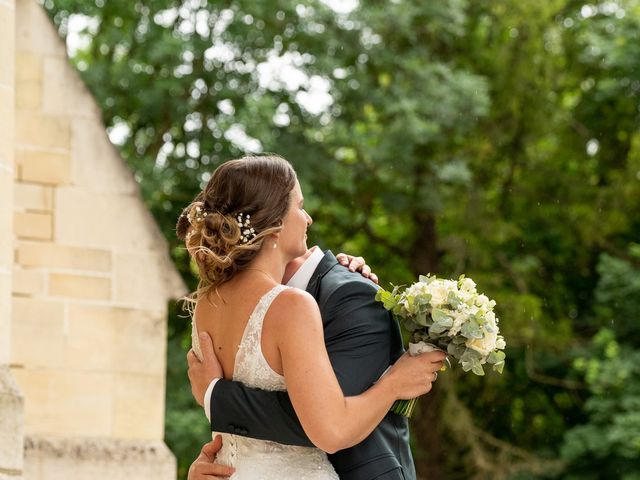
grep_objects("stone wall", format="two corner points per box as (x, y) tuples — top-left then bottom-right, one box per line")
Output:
(23, 437), (177, 480)
(0, 0), (25, 479)
(2, 1), (186, 478)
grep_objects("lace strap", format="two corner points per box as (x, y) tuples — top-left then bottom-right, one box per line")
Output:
(241, 284), (289, 345)
(191, 314), (204, 362)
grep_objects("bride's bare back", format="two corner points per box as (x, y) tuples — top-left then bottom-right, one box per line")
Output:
(194, 274), (284, 380)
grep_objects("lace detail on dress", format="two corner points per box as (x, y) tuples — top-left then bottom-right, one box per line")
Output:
(191, 284), (338, 479)
(233, 284), (288, 391)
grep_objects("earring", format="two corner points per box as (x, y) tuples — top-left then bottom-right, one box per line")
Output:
(273, 242), (277, 249)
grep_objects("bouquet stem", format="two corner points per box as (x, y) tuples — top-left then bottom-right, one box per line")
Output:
(391, 398), (418, 417)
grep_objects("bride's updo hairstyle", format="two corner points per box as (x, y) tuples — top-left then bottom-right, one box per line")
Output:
(177, 154), (297, 301)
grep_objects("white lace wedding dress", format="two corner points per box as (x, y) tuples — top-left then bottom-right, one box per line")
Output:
(191, 284), (339, 479)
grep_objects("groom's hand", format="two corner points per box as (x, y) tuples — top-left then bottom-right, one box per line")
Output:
(187, 435), (235, 480)
(187, 332), (223, 406)
(336, 252), (379, 284)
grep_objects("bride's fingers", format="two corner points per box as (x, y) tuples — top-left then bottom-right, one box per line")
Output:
(336, 253), (365, 272)
(195, 463), (235, 477)
(336, 252), (349, 265)
(199, 332), (214, 355)
(186, 349), (199, 366)
(201, 436), (223, 461)
(348, 256), (365, 272)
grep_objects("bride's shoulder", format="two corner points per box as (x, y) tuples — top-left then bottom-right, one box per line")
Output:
(275, 286), (316, 308)
(268, 287), (321, 325)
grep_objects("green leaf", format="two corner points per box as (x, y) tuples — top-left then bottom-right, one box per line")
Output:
(472, 363), (486, 376)
(461, 320), (482, 339)
(488, 351), (506, 364)
(432, 308), (453, 326)
(430, 322), (448, 335)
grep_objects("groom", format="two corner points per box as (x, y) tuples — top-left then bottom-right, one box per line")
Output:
(187, 247), (443, 479)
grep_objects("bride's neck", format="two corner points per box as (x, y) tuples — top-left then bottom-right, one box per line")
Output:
(245, 249), (288, 284)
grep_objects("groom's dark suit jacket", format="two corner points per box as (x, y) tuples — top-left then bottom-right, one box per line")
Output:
(210, 251), (415, 480)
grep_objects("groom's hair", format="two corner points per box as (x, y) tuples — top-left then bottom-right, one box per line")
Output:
(178, 154), (297, 293)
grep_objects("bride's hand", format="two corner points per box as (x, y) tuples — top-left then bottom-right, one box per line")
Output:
(384, 351), (446, 400)
(187, 332), (223, 406)
(188, 435), (235, 480)
(336, 253), (379, 284)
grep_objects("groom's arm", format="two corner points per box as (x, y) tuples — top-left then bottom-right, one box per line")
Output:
(210, 379), (312, 446)
(209, 276), (394, 446)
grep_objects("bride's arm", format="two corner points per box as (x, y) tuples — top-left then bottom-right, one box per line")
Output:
(272, 289), (442, 453)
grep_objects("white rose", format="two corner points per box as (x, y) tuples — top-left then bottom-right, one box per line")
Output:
(458, 290), (474, 305)
(466, 328), (498, 357)
(485, 309), (495, 321)
(427, 280), (449, 306)
(460, 277), (476, 292)
(476, 294), (490, 307)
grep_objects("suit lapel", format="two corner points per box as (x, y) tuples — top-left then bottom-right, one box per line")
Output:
(306, 250), (339, 300)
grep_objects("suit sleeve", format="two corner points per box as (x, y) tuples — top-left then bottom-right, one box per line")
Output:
(210, 277), (396, 446)
(210, 379), (313, 447)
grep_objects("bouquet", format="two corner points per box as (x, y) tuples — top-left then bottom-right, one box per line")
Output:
(376, 274), (506, 417)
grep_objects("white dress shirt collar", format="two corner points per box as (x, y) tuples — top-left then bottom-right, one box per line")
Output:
(286, 247), (325, 290)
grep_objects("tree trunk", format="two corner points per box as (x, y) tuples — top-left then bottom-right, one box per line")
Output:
(410, 212), (439, 275)
(408, 212), (447, 478)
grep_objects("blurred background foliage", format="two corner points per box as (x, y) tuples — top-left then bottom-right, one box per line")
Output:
(42, 0), (640, 478)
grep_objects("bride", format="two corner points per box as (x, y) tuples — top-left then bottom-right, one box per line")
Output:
(179, 155), (443, 478)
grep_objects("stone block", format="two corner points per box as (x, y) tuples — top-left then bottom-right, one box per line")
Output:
(16, 51), (41, 82)
(112, 309), (166, 375)
(71, 120), (137, 194)
(67, 305), (165, 375)
(12, 267), (45, 296)
(14, 212), (52, 240)
(49, 273), (111, 301)
(15, 0), (66, 57)
(16, 52), (43, 110)
(114, 252), (170, 309)
(43, 57), (99, 118)
(23, 437), (176, 480)
(0, 2), (15, 89)
(16, 149), (72, 185)
(55, 192), (185, 302)
(17, 242), (111, 272)
(14, 183), (53, 212)
(16, 79), (42, 110)
(0, 169), (13, 267)
(0, 271), (11, 363)
(13, 369), (113, 437)
(55, 189), (158, 250)
(16, 112), (70, 150)
(113, 373), (165, 440)
(0, 87), (14, 170)
(0, 367), (24, 473)
(11, 297), (65, 368)
(65, 304), (115, 372)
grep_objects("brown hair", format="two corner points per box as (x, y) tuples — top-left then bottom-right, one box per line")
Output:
(177, 155), (297, 304)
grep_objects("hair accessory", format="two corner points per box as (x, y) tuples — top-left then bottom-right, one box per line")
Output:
(184, 204), (209, 226)
(237, 213), (256, 244)
(182, 203), (209, 242)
